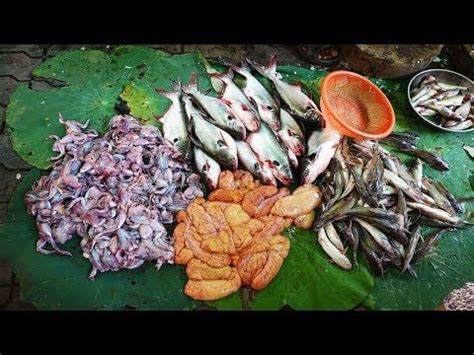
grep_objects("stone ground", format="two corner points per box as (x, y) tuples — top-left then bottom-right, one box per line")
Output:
(0, 44), (314, 310)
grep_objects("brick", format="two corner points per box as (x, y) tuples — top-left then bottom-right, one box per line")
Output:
(0, 44), (43, 57)
(0, 202), (8, 224)
(0, 52), (41, 81)
(248, 45), (305, 66)
(4, 277), (36, 310)
(46, 44), (109, 57)
(0, 260), (12, 286)
(146, 44), (182, 53)
(0, 134), (31, 170)
(0, 286), (10, 307)
(182, 44), (253, 62)
(0, 166), (23, 202)
(0, 106), (5, 133)
(0, 76), (19, 106)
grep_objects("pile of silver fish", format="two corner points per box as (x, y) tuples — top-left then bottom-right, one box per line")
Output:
(312, 134), (470, 276)
(411, 75), (473, 130)
(157, 54), (339, 189)
(25, 115), (203, 279)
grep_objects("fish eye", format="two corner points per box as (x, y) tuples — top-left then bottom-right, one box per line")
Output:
(173, 138), (179, 143)
(266, 105), (273, 110)
(273, 160), (280, 167)
(306, 105), (313, 110)
(254, 163), (260, 169)
(227, 115), (233, 121)
(217, 140), (225, 147)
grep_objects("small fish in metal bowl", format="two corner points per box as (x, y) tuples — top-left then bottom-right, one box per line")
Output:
(407, 69), (473, 132)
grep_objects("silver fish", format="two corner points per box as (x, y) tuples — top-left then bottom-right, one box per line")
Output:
(235, 140), (276, 186)
(411, 158), (423, 189)
(355, 218), (397, 260)
(422, 177), (455, 215)
(209, 69), (261, 132)
(463, 145), (474, 159)
(402, 223), (421, 273)
(248, 54), (323, 122)
(286, 146), (299, 168)
(183, 95), (238, 170)
(415, 106), (437, 116)
(193, 146), (221, 190)
(412, 87), (437, 106)
(318, 227), (352, 270)
(301, 126), (342, 184)
(182, 73), (246, 139)
(383, 169), (424, 202)
(407, 202), (470, 226)
(454, 95), (472, 119)
(444, 119), (473, 130)
(155, 81), (190, 158)
(202, 57), (224, 94)
(419, 75), (438, 88)
(436, 82), (468, 91)
(246, 122), (292, 185)
(433, 95), (465, 107)
(277, 108), (306, 157)
(324, 222), (345, 252)
(227, 61), (280, 131)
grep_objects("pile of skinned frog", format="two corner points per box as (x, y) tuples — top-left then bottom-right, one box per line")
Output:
(173, 170), (322, 301)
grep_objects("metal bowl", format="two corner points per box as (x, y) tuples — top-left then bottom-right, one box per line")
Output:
(407, 68), (474, 133)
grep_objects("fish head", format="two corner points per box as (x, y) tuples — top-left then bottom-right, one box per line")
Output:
(265, 159), (292, 185)
(257, 163), (277, 186)
(303, 108), (324, 125)
(278, 129), (306, 156)
(258, 105), (281, 131)
(182, 73), (199, 94)
(300, 154), (320, 185)
(227, 119), (247, 140)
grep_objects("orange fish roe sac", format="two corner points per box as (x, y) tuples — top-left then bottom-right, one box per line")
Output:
(173, 170), (323, 301)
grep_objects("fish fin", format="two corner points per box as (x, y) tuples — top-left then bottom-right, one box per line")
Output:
(155, 87), (174, 99)
(202, 57), (218, 75)
(171, 79), (182, 92)
(220, 98), (233, 107)
(248, 53), (280, 79)
(246, 57), (269, 77)
(223, 61), (248, 77)
(291, 81), (303, 91)
(155, 115), (165, 124)
(182, 73), (198, 93)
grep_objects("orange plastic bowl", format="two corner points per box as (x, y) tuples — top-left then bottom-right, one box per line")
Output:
(320, 71), (395, 140)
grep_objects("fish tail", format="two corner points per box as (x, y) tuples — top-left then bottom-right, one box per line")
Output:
(247, 53), (277, 78)
(171, 79), (182, 92)
(182, 73), (198, 93)
(223, 61), (248, 78)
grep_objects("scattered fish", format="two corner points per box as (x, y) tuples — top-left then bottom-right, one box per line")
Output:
(227, 61), (280, 130)
(193, 146), (221, 190)
(248, 54), (324, 123)
(183, 73), (246, 139)
(183, 95), (238, 170)
(246, 122), (293, 185)
(235, 140), (276, 186)
(301, 126), (342, 184)
(277, 108), (306, 157)
(156, 81), (190, 158)
(208, 69), (261, 132)
(317, 226), (352, 270)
